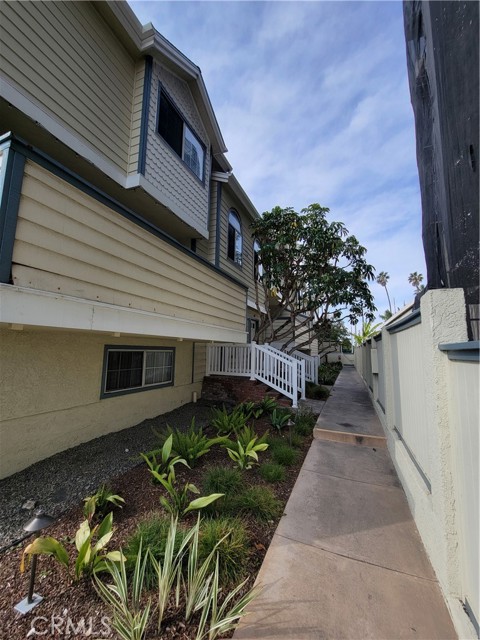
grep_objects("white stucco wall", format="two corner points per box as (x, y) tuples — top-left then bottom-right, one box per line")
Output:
(355, 289), (478, 640)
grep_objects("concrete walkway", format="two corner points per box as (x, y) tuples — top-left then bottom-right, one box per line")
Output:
(234, 367), (457, 640)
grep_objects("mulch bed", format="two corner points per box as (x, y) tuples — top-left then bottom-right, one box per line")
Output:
(0, 416), (315, 639)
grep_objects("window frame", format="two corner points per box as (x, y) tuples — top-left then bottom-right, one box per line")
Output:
(100, 345), (175, 398)
(156, 86), (206, 184)
(227, 209), (243, 267)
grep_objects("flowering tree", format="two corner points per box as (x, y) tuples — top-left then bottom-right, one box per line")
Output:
(251, 204), (376, 354)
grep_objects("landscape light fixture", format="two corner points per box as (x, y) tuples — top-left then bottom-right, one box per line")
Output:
(14, 510), (55, 615)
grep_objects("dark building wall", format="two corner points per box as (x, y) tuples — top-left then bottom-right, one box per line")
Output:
(404, 0), (479, 337)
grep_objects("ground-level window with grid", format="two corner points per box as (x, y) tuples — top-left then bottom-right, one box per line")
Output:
(101, 346), (175, 397)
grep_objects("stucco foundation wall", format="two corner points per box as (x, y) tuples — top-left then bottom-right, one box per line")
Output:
(0, 329), (202, 479)
(354, 290), (479, 639)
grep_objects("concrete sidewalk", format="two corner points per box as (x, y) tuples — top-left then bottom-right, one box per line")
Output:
(234, 367), (457, 640)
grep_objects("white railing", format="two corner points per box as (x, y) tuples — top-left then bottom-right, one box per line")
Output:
(290, 350), (319, 384)
(206, 342), (305, 407)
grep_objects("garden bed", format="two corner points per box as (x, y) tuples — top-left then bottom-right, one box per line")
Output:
(0, 405), (318, 639)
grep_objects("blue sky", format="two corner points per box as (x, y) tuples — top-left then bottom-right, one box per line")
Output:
(129, 0), (426, 318)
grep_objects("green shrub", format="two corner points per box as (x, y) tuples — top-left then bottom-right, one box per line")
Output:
(305, 382), (330, 400)
(83, 484), (125, 522)
(259, 462), (286, 483)
(269, 440), (298, 467)
(233, 486), (282, 521)
(235, 425), (268, 449)
(294, 408), (317, 434)
(318, 362), (341, 385)
(270, 408), (292, 433)
(124, 514), (186, 588)
(198, 517), (249, 584)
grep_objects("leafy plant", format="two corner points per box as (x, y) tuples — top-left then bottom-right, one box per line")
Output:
(20, 537), (69, 574)
(236, 401), (263, 421)
(198, 517), (249, 584)
(21, 512), (124, 580)
(235, 425), (268, 449)
(196, 558), (260, 640)
(258, 396), (278, 415)
(270, 408), (292, 433)
(125, 515), (187, 588)
(157, 467), (224, 518)
(96, 516), (259, 638)
(233, 486), (282, 521)
(94, 541), (151, 640)
(141, 434), (189, 484)
(259, 462), (286, 483)
(210, 405), (247, 436)
(289, 432), (304, 448)
(83, 484), (125, 523)
(223, 435), (268, 470)
(159, 419), (225, 467)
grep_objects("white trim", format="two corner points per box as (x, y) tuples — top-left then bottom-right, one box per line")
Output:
(1, 76), (127, 185)
(0, 285), (247, 343)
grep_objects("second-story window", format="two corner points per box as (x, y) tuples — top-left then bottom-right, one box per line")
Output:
(253, 240), (263, 280)
(228, 210), (243, 266)
(158, 89), (205, 181)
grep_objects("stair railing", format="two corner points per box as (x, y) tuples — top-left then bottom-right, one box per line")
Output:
(206, 342), (305, 407)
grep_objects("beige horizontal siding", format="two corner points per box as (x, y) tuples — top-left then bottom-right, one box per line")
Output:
(1, 1), (135, 173)
(12, 161), (246, 332)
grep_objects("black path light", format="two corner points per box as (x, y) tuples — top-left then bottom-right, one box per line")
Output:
(14, 510), (55, 615)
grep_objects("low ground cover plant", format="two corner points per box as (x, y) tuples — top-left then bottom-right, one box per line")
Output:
(210, 405), (247, 435)
(141, 434), (189, 485)
(198, 516), (249, 584)
(268, 438), (298, 467)
(233, 486), (282, 521)
(223, 434), (269, 470)
(259, 462), (286, 483)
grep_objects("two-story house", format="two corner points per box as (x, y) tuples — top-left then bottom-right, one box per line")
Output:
(0, 0), (265, 478)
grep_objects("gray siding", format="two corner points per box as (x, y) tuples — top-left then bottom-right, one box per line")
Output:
(144, 62), (211, 236)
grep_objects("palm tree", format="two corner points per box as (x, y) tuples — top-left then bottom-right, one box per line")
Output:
(408, 271), (424, 293)
(352, 321), (382, 346)
(380, 309), (393, 321)
(376, 271), (392, 313)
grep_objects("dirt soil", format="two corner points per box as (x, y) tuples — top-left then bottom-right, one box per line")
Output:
(0, 416), (315, 639)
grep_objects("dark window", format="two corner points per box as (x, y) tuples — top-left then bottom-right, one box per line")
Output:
(228, 210), (242, 266)
(157, 89), (205, 180)
(103, 347), (174, 396)
(158, 91), (183, 157)
(253, 240), (263, 280)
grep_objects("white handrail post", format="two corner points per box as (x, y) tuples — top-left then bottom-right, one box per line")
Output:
(300, 359), (306, 400)
(292, 360), (298, 408)
(250, 341), (256, 380)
